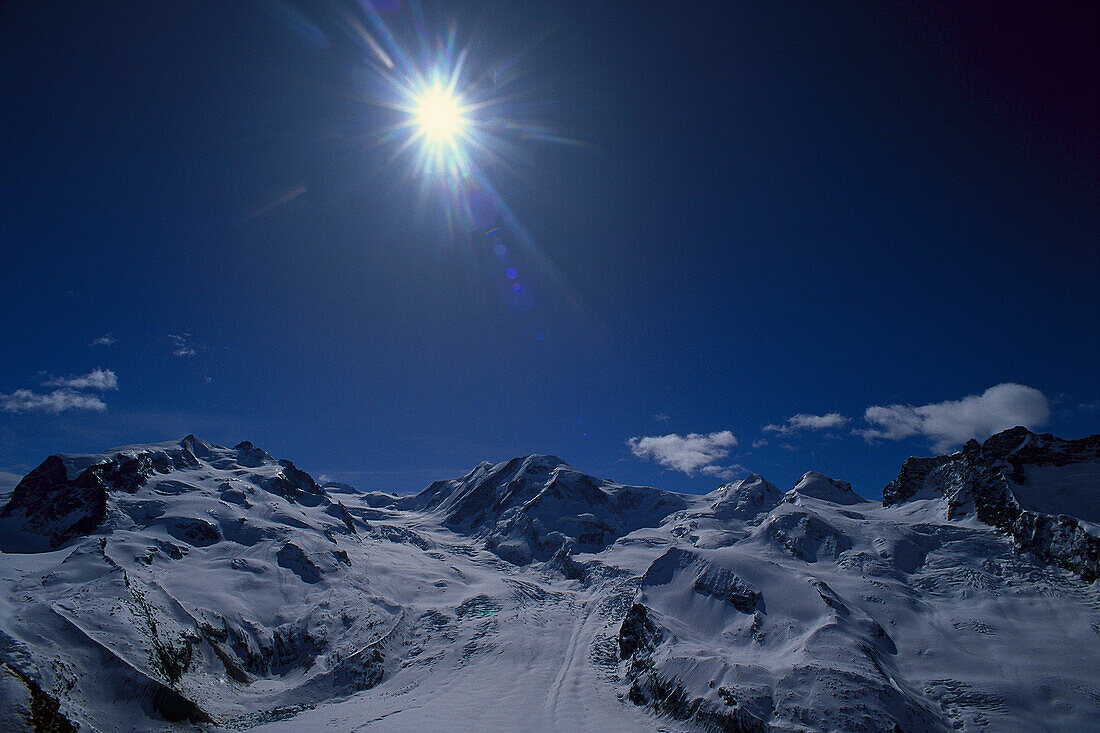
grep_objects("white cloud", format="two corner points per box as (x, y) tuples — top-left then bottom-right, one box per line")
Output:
(0, 469), (23, 492)
(752, 438), (768, 449)
(653, 412), (671, 423)
(0, 389), (108, 414)
(42, 368), (118, 391)
(89, 334), (116, 346)
(764, 412), (849, 435)
(700, 463), (747, 481)
(169, 334), (196, 357)
(627, 430), (738, 476)
(857, 383), (1050, 452)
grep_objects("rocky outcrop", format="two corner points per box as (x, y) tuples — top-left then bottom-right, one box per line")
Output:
(617, 603), (662, 659)
(0, 437), (215, 550)
(0, 437), (338, 554)
(617, 602), (767, 732)
(642, 548), (763, 613)
(626, 670), (768, 733)
(883, 427), (1100, 581)
(268, 460), (326, 504)
(0, 455), (111, 549)
(0, 663), (79, 733)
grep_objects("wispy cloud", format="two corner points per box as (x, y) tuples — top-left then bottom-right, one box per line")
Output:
(0, 389), (108, 414)
(89, 334), (116, 346)
(2, 368), (119, 414)
(699, 463), (746, 481)
(0, 470), (24, 494)
(653, 412), (671, 423)
(751, 438), (767, 449)
(856, 383), (1050, 452)
(169, 334), (197, 358)
(627, 430), (739, 477)
(42, 368), (118, 391)
(763, 412), (849, 435)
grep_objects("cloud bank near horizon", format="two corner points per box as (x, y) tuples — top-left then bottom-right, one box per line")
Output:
(1, 369), (119, 414)
(633, 384), (1053, 480)
(856, 383), (1050, 452)
(0, 389), (108, 414)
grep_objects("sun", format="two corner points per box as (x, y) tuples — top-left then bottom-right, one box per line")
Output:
(412, 81), (467, 144)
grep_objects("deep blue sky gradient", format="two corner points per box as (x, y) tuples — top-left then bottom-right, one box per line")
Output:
(1, 1), (1097, 496)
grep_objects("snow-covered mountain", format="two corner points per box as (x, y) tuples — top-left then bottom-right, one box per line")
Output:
(398, 454), (688, 563)
(883, 426), (1100, 581)
(0, 428), (1098, 732)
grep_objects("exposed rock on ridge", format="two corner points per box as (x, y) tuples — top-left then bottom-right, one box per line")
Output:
(883, 426), (1100, 581)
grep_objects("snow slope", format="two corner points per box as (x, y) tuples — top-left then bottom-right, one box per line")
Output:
(0, 429), (1098, 732)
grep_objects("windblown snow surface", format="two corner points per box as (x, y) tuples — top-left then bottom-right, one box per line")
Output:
(0, 430), (1098, 732)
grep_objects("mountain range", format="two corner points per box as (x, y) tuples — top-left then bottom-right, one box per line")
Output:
(0, 427), (1097, 732)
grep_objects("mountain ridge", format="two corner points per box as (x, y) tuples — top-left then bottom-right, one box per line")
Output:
(0, 427), (1097, 732)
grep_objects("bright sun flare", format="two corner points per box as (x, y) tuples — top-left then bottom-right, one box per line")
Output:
(413, 83), (466, 143)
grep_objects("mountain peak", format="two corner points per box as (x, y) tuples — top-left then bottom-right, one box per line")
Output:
(883, 426), (1100, 580)
(0, 437), (333, 552)
(786, 471), (864, 505)
(403, 455), (686, 564)
(710, 473), (783, 519)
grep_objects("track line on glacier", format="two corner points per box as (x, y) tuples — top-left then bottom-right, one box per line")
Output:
(543, 589), (606, 728)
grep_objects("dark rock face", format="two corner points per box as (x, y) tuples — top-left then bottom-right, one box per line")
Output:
(617, 601), (768, 733)
(268, 460), (325, 504)
(0, 437), (337, 554)
(617, 603), (662, 660)
(1, 456), (112, 549)
(693, 566), (763, 614)
(0, 439), (217, 550)
(626, 671), (769, 733)
(883, 427), (1100, 581)
(2, 662), (80, 733)
(276, 542), (325, 584)
(165, 518), (222, 547)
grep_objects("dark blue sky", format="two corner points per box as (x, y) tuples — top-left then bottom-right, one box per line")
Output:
(1, 1), (1097, 497)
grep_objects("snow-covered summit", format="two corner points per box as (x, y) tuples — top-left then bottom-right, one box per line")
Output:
(785, 470), (866, 506)
(707, 473), (783, 519)
(398, 454), (690, 564)
(0, 435), (341, 553)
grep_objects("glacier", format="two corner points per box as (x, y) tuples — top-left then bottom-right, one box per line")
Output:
(0, 428), (1097, 731)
